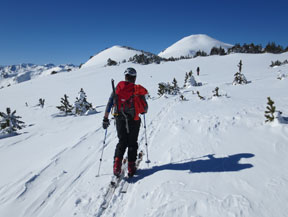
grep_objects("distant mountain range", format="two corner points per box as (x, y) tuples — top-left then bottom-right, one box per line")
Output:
(0, 34), (248, 87)
(0, 63), (78, 88)
(82, 34), (233, 67)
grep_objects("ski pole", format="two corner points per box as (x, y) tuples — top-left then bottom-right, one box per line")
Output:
(143, 114), (151, 164)
(96, 128), (108, 177)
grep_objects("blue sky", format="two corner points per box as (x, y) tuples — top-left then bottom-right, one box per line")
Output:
(0, 0), (287, 65)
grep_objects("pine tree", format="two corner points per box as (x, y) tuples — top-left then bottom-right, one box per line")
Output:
(238, 60), (243, 73)
(233, 60), (248, 85)
(0, 107), (25, 134)
(74, 88), (93, 115)
(172, 78), (180, 94)
(183, 72), (189, 87)
(39, 98), (45, 108)
(57, 94), (74, 114)
(213, 87), (220, 97)
(265, 97), (276, 122)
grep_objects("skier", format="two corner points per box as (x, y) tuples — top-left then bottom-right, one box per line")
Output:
(102, 67), (148, 177)
(197, 66), (200, 76)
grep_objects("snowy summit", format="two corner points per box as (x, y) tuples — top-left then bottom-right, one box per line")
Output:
(82, 46), (146, 68)
(158, 34), (233, 58)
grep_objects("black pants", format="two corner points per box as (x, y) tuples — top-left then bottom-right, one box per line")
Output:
(114, 118), (141, 162)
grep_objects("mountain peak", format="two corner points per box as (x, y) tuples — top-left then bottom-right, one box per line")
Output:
(82, 45), (152, 68)
(158, 34), (233, 58)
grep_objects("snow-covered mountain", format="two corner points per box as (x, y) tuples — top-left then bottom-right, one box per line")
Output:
(0, 50), (288, 217)
(158, 34), (233, 58)
(0, 63), (78, 88)
(82, 46), (155, 68)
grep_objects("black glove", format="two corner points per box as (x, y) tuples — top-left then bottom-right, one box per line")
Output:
(102, 117), (110, 129)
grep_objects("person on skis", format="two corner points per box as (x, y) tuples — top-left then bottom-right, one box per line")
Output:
(102, 67), (148, 177)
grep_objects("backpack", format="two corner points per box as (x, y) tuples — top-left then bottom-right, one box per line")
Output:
(115, 81), (148, 120)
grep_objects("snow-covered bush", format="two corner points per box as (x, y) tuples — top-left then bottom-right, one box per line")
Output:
(106, 58), (117, 66)
(158, 78), (180, 96)
(212, 87), (220, 97)
(277, 72), (287, 80)
(74, 88), (94, 115)
(0, 107), (25, 135)
(57, 94), (74, 115)
(233, 60), (249, 85)
(184, 71), (201, 87)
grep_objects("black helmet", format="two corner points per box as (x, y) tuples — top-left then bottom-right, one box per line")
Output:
(124, 67), (137, 77)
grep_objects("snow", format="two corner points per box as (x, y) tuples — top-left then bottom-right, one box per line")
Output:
(158, 34), (233, 58)
(0, 49), (288, 217)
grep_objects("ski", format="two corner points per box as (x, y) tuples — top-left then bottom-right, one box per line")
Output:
(100, 158), (128, 209)
(120, 151), (144, 193)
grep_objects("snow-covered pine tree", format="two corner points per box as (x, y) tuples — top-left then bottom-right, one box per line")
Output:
(57, 94), (74, 114)
(213, 87), (220, 97)
(233, 60), (248, 85)
(74, 88), (93, 115)
(265, 97), (276, 122)
(158, 82), (172, 96)
(0, 107), (25, 134)
(172, 78), (180, 94)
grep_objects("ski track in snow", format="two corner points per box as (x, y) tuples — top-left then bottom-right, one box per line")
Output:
(0, 125), (117, 217)
(92, 97), (179, 217)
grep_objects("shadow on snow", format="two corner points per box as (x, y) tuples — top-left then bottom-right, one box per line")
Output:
(133, 153), (255, 182)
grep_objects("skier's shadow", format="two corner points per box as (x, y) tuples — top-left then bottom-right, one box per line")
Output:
(133, 153), (254, 182)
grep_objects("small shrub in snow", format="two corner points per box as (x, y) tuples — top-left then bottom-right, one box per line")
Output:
(233, 60), (249, 85)
(106, 58), (118, 66)
(0, 108), (25, 134)
(158, 78), (180, 96)
(180, 95), (187, 101)
(270, 59), (288, 67)
(197, 91), (205, 100)
(212, 87), (220, 97)
(57, 94), (74, 115)
(264, 97), (276, 122)
(277, 72), (287, 80)
(74, 88), (94, 115)
(38, 98), (45, 108)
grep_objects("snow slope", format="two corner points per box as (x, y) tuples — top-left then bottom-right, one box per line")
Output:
(82, 46), (146, 68)
(158, 34), (233, 58)
(0, 52), (288, 217)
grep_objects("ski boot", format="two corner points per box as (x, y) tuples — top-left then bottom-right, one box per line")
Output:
(113, 157), (122, 177)
(128, 161), (136, 177)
